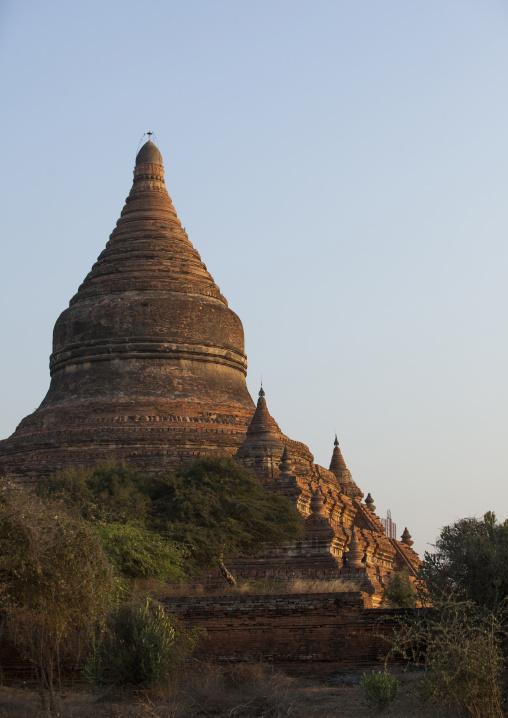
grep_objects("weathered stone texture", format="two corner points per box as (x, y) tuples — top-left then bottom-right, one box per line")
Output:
(163, 592), (403, 664)
(231, 388), (420, 584)
(0, 142), (255, 480)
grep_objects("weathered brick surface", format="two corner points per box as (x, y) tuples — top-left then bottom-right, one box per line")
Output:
(164, 592), (402, 664)
(0, 595), (405, 678)
(231, 390), (421, 585)
(0, 142), (255, 481)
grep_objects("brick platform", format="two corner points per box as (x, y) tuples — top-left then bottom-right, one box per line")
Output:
(164, 592), (404, 664)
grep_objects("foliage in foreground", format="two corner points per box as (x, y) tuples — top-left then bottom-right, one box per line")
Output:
(391, 593), (505, 717)
(44, 463), (187, 584)
(0, 483), (114, 710)
(360, 670), (400, 711)
(85, 599), (201, 688)
(387, 513), (508, 718)
(422, 511), (508, 611)
(45, 461), (151, 526)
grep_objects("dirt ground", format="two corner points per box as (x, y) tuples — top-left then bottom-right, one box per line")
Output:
(0, 664), (472, 718)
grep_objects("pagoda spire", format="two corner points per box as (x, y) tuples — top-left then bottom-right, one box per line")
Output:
(278, 445), (292, 477)
(309, 486), (327, 516)
(365, 493), (376, 512)
(235, 385), (285, 475)
(401, 527), (414, 547)
(246, 386), (282, 436)
(346, 527), (365, 568)
(329, 435), (350, 481)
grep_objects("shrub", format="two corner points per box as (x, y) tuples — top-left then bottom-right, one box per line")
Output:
(148, 455), (303, 584)
(382, 570), (416, 608)
(360, 670), (400, 711)
(0, 484), (113, 710)
(85, 599), (200, 688)
(391, 594), (505, 718)
(158, 662), (295, 717)
(44, 461), (151, 526)
(98, 522), (186, 581)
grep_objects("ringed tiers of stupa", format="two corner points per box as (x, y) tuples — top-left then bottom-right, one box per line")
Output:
(0, 141), (255, 478)
(0, 140), (420, 591)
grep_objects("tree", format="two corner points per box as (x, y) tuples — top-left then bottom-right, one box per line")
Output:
(421, 511), (508, 610)
(98, 522), (186, 581)
(147, 456), (303, 584)
(387, 513), (508, 718)
(43, 461), (151, 525)
(0, 484), (113, 710)
(44, 463), (186, 586)
(382, 570), (417, 608)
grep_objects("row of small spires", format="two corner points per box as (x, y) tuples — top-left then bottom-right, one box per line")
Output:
(310, 484), (414, 547)
(257, 386), (414, 549)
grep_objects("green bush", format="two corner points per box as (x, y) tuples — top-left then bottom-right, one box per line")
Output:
(85, 599), (200, 688)
(382, 570), (416, 608)
(98, 522), (186, 581)
(148, 455), (303, 581)
(44, 461), (151, 525)
(422, 512), (508, 611)
(360, 670), (400, 711)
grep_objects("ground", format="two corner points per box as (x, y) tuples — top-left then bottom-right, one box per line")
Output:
(0, 664), (468, 717)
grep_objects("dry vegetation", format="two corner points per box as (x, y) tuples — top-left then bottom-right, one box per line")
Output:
(160, 577), (362, 597)
(0, 663), (468, 718)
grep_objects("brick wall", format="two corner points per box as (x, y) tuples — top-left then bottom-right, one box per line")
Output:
(164, 592), (404, 664)
(0, 593), (405, 680)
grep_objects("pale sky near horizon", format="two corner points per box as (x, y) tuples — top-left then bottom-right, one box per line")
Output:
(1, 1), (507, 556)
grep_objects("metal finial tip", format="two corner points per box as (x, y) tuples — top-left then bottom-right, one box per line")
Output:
(258, 386), (265, 397)
(334, 434), (339, 446)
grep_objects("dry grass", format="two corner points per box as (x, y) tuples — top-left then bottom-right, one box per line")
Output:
(161, 577), (361, 597)
(157, 661), (297, 717)
(0, 664), (469, 718)
(274, 578), (361, 594)
(0, 663), (298, 718)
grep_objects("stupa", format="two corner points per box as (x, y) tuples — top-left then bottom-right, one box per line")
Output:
(0, 138), (420, 591)
(0, 140), (255, 480)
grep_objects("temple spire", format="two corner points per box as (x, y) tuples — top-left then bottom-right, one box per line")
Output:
(309, 486), (327, 516)
(135, 139), (163, 167)
(0, 138), (255, 480)
(401, 527), (414, 547)
(245, 386), (281, 436)
(329, 434), (350, 481)
(365, 493), (376, 512)
(346, 527), (365, 568)
(278, 445), (292, 478)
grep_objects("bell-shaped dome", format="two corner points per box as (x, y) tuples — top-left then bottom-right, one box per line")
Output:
(136, 140), (163, 166)
(0, 140), (255, 480)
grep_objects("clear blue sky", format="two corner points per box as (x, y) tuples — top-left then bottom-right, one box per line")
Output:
(1, 0), (507, 556)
